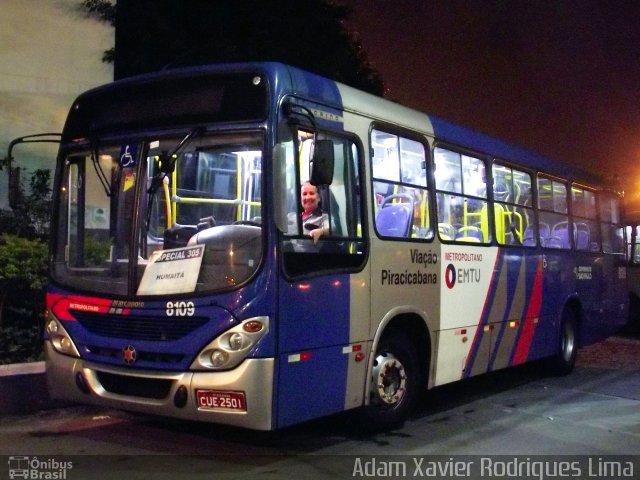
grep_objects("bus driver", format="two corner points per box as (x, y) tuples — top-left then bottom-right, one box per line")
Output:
(289, 181), (329, 244)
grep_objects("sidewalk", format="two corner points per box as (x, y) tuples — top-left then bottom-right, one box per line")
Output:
(0, 361), (66, 414)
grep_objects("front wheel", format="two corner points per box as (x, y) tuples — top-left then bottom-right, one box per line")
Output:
(548, 307), (578, 375)
(359, 332), (420, 432)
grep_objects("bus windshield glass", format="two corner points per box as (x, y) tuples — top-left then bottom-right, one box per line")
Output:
(52, 131), (264, 297)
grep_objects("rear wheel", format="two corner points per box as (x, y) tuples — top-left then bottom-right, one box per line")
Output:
(359, 332), (419, 431)
(549, 307), (578, 375)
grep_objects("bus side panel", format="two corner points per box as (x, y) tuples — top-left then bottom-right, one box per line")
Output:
(579, 254), (628, 344)
(437, 245), (500, 385)
(489, 252), (541, 370)
(276, 273), (353, 428)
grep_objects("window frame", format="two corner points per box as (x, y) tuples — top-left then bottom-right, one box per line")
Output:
(370, 125), (434, 242)
(570, 183), (600, 253)
(492, 161), (536, 248)
(279, 122), (369, 280)
(433, 143), (491, 245)
(536, 173), (571, 250)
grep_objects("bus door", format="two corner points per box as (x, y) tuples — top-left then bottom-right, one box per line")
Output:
(598, 195), (628, 336)
(275, 123), (369, 428)
(626, 223), (640, 334)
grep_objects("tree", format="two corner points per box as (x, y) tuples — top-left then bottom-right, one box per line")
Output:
(80, 0), (116, 62)
(0, 169), (52, 362)
(0, 234), (48, 363)
(111, 0), (384, 95)
(0, 169), (52, 239)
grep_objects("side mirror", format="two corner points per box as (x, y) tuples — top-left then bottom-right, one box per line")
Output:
(157, 152), (176, 174)
(310, 139), (334, 186)
(4, 133), (61, 209)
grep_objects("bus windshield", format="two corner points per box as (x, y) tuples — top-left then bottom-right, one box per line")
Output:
(52, 131), (264, 297)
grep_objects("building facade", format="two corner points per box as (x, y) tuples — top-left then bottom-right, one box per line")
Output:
(0, 0), (113, 208)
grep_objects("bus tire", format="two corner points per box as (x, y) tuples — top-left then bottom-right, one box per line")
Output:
(549, 307), (578, 376)
(360, 332), (419, 432)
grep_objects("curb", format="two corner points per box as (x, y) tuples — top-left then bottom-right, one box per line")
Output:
(0, 361), (68, 414)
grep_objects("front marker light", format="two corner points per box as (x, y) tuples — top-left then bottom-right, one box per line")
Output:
(243, 320), (264, 333)
(191, 316), (269, 371)
(46, 319), (59, 334)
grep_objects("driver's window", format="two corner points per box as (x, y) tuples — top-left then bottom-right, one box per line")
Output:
(281, 127), (366, 277)
(284, 130), (362, 241)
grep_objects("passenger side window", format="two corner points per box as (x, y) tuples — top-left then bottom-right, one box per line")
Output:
(371, 129), (431, 240)
(572, 186), (600, 252)
(537, 176), (570, 249)
(435, 147), (489, 243)
(599, 194), (624, 254)
(493, 164), (534, 246)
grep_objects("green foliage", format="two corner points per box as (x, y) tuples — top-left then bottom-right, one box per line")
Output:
(80, 0), (116, 63)
(0, 323), (42, 364)
(0, 234), (48, 364)
(80, 0), (116, 26)
(0, 169), (52, 239)
(0, 235), (48, 291)
(0, 169), (52, 363)
(84, 235), (112, 267)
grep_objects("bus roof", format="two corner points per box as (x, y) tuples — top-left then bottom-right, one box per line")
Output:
(68, 61), (606, 188)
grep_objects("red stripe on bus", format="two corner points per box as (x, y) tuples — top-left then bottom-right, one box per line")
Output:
(512, 257), (543, 365)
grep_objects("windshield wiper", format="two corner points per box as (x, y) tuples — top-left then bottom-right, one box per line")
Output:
(90, 142), (114, 197)
(147, 127), (203, 195)
(146, 127), (203, 231)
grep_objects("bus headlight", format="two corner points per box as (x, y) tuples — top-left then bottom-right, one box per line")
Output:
(210, 350), (229, 368)
(228, 332), (244, 350)
(46, 317), (80, 358)
(191, 316), (269, 370)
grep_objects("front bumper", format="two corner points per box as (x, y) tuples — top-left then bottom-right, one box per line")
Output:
(45, 342), (275, 431)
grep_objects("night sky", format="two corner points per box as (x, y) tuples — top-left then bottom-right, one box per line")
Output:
(339, 0), (640, 215)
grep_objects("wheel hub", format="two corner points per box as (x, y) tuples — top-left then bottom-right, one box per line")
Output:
(372, 352), (407, 406)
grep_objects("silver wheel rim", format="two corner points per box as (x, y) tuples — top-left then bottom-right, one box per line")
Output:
(372, 352), (407, 407)
(562, 321), (576, 363)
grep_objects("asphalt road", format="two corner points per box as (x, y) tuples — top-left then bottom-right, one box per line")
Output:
(1, 336), (639, 479)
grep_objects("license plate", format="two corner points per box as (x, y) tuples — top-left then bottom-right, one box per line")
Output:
(196, 390), (247, 411)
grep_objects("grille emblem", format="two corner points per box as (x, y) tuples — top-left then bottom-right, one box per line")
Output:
(122, 345), (137, 365)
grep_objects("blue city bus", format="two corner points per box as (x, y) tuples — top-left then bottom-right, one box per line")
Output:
(45, 62), (628, 431)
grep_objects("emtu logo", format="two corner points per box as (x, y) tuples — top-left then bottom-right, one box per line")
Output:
(445, 264), (457, 289)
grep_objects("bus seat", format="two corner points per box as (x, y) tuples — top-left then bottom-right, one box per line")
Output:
(438, 223), (455, 240)
(493, 180), (509, 202)
(376, 194), (413, 237)
(544, 237), (564, 249)
(551, 222), (570, 248)
(574, 223), (590, 250)
(523, 226), (536, 246)
(575, 230), (589, 250)
(455, 226), (483, 242)
(538, 222), (550, 244)
(376, 204), (412, 237)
